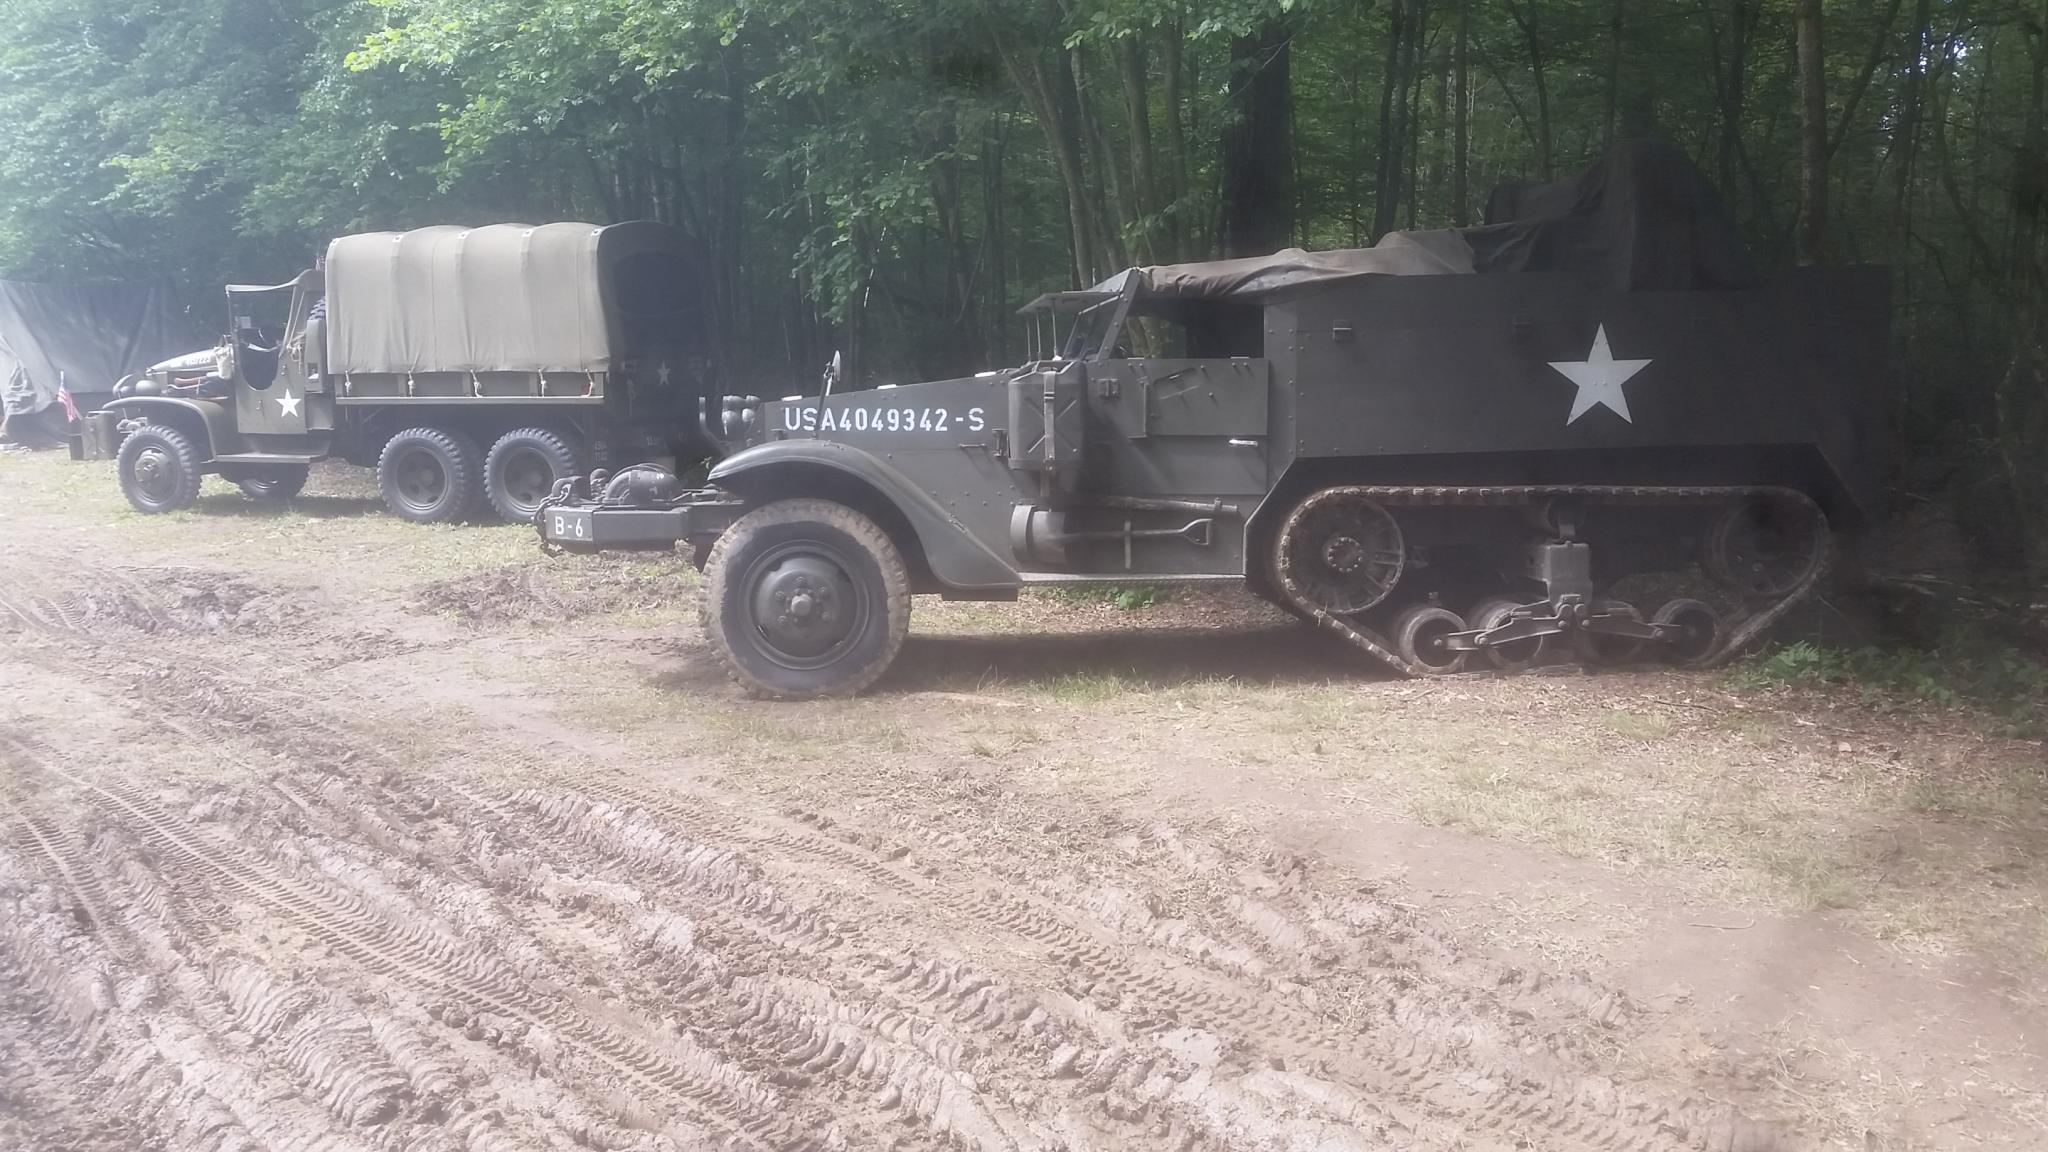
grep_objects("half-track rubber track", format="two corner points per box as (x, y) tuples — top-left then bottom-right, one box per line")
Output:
(1273, 484), (1829, 678)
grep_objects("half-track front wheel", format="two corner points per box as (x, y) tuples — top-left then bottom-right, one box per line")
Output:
(485, 427), (583, 522)
(225, 464), (309, 502)
(377, 426), (482, 523)
(116, 423), (203, 514)
(701, 499), (911, 699)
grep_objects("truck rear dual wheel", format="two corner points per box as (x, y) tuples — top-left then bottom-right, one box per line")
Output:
(701, 499), (911, 699)
(377, 426), (482, 523)
(485, 427), (583, 522)
(116, 422), (203, 514)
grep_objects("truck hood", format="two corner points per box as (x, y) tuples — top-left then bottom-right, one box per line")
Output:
(146, 347), (223, 375)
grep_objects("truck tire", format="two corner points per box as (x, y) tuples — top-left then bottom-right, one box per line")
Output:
(484, 427), (582, 522)
(701, 499), (911, 699)
(116, 422), (203, 514)
(377, 426), (481, 523)
(225, 464), (309, 502)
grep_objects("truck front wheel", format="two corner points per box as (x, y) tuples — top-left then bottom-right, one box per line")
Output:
(377, 426), (482, 523)
(116, 422), (203, 514)
(701, 499), (911, 699)
(484, 427), (582, 522)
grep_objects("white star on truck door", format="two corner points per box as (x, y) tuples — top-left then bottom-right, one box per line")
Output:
(1548, 325), (1651, 424)
(277, 389), (301, 417)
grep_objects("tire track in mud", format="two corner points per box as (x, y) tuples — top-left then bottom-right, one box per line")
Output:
(384, 779), (1056, 1152)
(104, 777), (806, 1150)
(4, 774), (704, 1152)
(567, 780), (1717, 1152)
(0, 737), (817, 1152)
(2, 562), (1788, 1152)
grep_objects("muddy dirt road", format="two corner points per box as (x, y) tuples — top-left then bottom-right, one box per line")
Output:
(2, 457), (2043, 1152)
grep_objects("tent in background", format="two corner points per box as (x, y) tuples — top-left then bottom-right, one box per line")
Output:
(0, 278), (198, 448)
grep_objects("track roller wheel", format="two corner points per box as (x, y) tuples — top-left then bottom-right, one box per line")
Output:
(1651, 598), (1722, 664)
(1470, 596), (1548, 673)
(1393, 604), (1469, 675)
(1576, 599), (1646, 666)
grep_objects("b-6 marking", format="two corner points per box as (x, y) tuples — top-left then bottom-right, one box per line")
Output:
(780, 404), (986, 434)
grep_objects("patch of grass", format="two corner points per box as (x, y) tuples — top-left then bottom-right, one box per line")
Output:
(1041, 671), (1135, 702)
(1713, 711), (1779, 745)
(1731, 636), (2048, 736)
(1041, 583), (1172, 611)
(1754, 840), (1861, 909)
(1602, 709), (1673, 741)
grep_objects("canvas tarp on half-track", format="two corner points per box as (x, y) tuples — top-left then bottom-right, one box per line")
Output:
(1098, 136), (1757, 303)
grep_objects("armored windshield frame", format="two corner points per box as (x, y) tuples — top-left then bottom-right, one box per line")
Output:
(1017, 272), (1141, 363)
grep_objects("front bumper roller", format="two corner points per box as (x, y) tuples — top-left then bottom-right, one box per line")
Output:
(535, 478), (743, 555)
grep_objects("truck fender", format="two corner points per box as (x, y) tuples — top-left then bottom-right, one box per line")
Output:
(98, 396), (241, 462)
(709, 439), (1017, 590)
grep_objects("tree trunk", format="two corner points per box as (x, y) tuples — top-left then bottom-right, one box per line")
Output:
(1794, 0), (1826, 265)
(1118, 32), (1159, 263)
(1373, 0), (1409, 236)
(1161, 13), (1189, 259)
(1219, 18), (1294, 258)
(984, 1), (1097, 284)
(1502, 0), (1553, 180)
(1453, 0), (1470, 224)
(985, 115), (1009, 363)
(1403, 19), (1430, 231)
(1603, 0), (1626, 147)
(1075, 47), (1132, 272)
(710, 39), (747, 378)
(1827, 0), (1906, 161)
(1891, 0), (1933, 248)
(1429, 36), (1449, 221)
(1711, 0), (1751, 202)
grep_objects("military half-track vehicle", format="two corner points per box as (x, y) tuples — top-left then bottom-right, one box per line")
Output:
(97, 221), (713, 523)
(537, 142), (1891, 697)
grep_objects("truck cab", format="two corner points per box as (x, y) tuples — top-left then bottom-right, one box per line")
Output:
(99, 271), (330, 510)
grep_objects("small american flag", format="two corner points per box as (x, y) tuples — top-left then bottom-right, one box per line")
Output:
(56, 384), (79, 423)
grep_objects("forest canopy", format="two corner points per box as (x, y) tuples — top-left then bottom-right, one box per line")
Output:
(3, 0), (2047, 581)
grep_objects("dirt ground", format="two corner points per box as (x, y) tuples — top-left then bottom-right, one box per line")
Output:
(1, 454), (2043, 1152)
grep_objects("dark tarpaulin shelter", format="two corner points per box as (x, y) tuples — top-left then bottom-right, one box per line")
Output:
(0, 278), (195, 446)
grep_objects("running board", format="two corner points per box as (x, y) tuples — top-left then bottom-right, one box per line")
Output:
(1016, 573), (1245, 586)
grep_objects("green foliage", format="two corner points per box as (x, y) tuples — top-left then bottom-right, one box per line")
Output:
(1732, 637), (2048, 737)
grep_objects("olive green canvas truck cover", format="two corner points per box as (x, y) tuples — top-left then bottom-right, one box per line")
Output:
(323, 221), (686, 378)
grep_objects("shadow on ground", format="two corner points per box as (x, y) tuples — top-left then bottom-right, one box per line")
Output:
(191, 492), (384, 519)
(874, 625), (1379, 692)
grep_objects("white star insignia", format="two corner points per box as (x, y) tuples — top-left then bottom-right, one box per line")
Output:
(276, 389), (301, 417)
(657, 362), (672, 387)
(1547, 324), (1652, 424)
